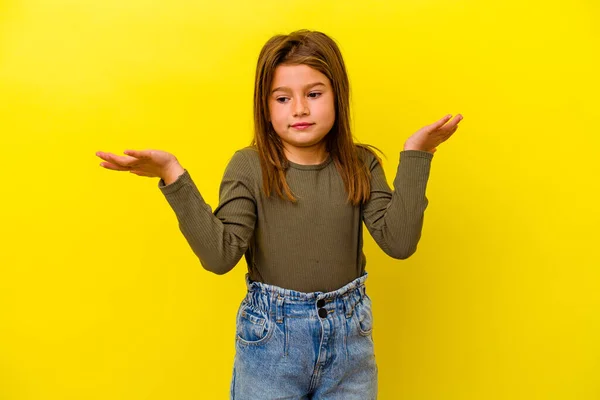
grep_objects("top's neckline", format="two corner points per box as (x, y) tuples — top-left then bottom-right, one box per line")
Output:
(287, 154), (333, 170)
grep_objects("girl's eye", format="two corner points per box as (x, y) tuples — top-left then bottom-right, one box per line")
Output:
(276, 97), (290, 103)
(308, 92), (322, 98)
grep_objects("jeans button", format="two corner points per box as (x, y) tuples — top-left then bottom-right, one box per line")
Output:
(317, 299), (325, 308)
(318, 308), (327, 318)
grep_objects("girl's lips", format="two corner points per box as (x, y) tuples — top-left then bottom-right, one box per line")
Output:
(291, 123), (314, 130)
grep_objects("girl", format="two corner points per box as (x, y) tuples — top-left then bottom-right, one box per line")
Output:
(96, 29), (462, 399)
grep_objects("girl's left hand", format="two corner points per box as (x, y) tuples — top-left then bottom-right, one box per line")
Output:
(404, 114), (463, 154)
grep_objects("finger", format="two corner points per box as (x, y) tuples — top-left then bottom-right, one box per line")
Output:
(442, 115), (463, 131)
(100, 162), (131, 171)
(438, 129), (457, 142)
(99, 152), (141, 167)
(432, 114), (463, 130)
(96, 151), (114, 162)
(436, 123), (460, 138)
(438, 127), (459, 144)
(450, 114), (463, 127)
(430, 114), (453, 129)
(444, 125), (459, 136)
(124, 149), (152, 159)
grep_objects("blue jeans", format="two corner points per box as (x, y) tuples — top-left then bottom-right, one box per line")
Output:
(230, 272), (378, 399)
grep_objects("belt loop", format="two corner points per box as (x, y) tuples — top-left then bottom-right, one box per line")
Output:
(276, 295), (284, 323)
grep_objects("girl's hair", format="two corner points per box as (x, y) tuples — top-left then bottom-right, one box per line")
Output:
(251, 29), (383, 206)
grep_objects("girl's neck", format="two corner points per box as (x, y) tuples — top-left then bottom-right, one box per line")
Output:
(283, 144), (329, 165)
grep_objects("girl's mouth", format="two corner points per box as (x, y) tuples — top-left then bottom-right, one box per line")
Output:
(291, 123), (314, 130)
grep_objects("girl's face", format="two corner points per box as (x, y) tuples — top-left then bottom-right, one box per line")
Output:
(268, 64), (335, 157)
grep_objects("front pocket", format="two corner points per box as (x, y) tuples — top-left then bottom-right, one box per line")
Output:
(236, 304), (273, 346)
(354, 296), (374, 337)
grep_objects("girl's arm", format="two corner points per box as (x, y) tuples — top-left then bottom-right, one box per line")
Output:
(361, 149), (433, 259)
(362, 114), (462, 258)
(158, 150), (257, 274)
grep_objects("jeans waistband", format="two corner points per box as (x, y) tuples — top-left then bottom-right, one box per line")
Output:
(242, 272), (369, 321)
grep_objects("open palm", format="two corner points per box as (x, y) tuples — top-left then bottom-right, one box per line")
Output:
(96, 149), (178, 178)
(404, 114), (463, 154)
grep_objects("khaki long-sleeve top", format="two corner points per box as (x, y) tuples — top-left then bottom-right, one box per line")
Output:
(158, 146), (433, 293)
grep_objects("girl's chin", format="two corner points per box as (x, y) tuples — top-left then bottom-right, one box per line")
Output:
(281, 139), (327, 150)
(290, 138), (327, 147)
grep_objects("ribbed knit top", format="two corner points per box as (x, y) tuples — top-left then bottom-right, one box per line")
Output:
(158, 146), (433, 293)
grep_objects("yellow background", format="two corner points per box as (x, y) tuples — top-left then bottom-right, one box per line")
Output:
(1, 0), (598, 398)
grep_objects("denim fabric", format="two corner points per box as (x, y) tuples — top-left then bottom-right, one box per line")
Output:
(230, 272), (378, 399)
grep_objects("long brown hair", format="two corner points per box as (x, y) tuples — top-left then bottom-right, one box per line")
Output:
(251, 29), (383, 206)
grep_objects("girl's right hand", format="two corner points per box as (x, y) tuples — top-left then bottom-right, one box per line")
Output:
(96, 149), (183, 181)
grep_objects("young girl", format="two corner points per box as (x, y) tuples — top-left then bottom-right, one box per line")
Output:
(96, 29), (462, 399)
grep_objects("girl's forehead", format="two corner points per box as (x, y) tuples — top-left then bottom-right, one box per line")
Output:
(271, 64), (330, 89)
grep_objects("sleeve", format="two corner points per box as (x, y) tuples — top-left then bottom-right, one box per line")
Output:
(362, 149), (433, 259)
(158, 150), (257, 274)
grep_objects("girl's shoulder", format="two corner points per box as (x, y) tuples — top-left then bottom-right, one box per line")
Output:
(234, 145), (260, 162)
(225, 146), (261, 181)
(355, 143), (384, 170)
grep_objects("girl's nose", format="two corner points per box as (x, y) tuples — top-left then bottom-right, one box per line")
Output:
(293, 98), (309, 117)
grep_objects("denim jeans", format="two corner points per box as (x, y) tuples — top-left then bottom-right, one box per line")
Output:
(230, 272), (378, 399)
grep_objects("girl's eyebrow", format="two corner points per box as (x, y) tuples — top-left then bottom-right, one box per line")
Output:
(271, 82), (326, 94)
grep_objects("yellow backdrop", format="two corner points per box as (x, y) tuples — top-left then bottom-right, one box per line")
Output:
(1, 0), (598, 399)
